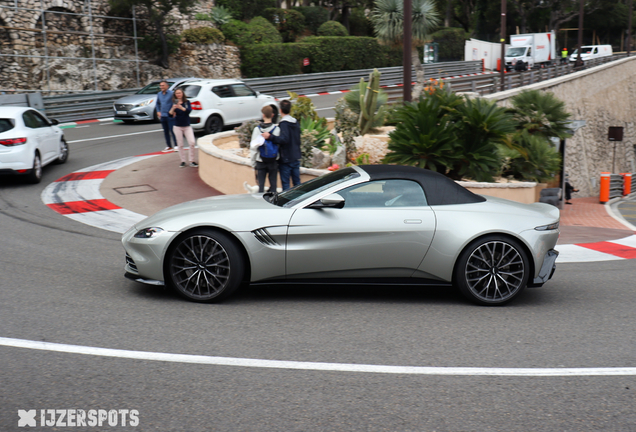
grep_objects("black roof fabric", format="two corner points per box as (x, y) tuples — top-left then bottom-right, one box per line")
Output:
(360, 165), (486, 206)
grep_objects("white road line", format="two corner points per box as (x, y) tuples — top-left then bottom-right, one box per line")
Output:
(68, 129), (162, 143)
(1, 337), (635, 376)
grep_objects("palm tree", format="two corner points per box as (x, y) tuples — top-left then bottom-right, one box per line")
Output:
(371, 0), (441, 99)
(509, 90), (573, 140)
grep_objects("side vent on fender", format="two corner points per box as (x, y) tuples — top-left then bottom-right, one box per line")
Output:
(252, 228), (280, 246)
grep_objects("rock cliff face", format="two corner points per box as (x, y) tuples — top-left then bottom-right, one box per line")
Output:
(487, 57), (636, 198)
(0, 0), (238, 91)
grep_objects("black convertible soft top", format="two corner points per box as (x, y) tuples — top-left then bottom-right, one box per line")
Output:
(360, 165), (486, 206)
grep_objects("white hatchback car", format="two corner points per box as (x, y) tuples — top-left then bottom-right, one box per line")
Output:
(177, 79), (278, 134)
(0, 106), (68, 183)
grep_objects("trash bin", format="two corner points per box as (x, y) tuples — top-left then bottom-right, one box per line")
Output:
(539, 188), (562, 207)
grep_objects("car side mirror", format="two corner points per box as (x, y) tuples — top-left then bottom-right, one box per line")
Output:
(308, 193), (345, 209)
(49, 119), (59, 125)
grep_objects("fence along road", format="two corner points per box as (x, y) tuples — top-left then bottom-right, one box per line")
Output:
(1, 55), (626, 123)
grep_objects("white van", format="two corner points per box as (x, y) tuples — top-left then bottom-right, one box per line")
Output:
(569, 45), (613, 63)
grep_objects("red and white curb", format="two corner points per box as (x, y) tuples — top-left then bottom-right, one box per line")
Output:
(557, 235), (636, 263)
(41, 153), (161, 233)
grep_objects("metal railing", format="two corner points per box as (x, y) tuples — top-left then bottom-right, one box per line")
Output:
(0, 54), (627, 122)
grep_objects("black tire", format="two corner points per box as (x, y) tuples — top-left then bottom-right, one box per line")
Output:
(270, 104), (279, 124)
(454, 235), (530, 306)
(54, 138), (69, 164)
(204, 115), (223, 135)
(165, 229), (244, 303)
(26, 152), (42, 184)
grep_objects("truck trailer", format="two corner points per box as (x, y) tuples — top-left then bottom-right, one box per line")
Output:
(504, 31), (556, 71)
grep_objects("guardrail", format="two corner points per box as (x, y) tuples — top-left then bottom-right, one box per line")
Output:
(0, 55), (627, 122)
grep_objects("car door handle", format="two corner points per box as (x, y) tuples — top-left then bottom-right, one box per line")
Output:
(404, 219), (422, 224)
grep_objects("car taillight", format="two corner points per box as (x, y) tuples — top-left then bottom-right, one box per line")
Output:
(0, 137), (27, 146)
(191, 101), (202, 110)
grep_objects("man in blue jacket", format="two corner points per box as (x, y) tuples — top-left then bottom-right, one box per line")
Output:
(156, 80), (177, 152)
(262, 99), (301, 190)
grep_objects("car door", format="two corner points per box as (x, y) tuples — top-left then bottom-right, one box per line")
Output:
(285, 179), (437, 279)
(210, 84), (238, 123)
(230, 84), (262, 123)
(22, 110), (58, 164)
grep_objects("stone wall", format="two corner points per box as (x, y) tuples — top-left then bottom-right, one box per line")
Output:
(0, 0), (239, 91)
(485, 57), (636, 198)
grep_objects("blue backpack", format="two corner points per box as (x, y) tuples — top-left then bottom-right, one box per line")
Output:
(258, 125), (278, 159)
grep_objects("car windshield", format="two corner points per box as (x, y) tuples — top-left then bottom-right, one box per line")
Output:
(270, 167), (361, 208)
(0, 118), (14, 132)
(137, 81), (170, 95)
(506, 47), (526, 57)
(178, 85), (201, 98)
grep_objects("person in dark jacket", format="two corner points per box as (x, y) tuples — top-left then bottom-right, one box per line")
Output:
(156, 80), (177, 152)
(262, 99), (301, 191)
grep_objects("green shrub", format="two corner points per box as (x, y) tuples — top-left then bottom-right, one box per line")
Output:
(347, 8), (374, 37)
(334, 97), (361, 156)
(221, 18), (282, 48)
(317, 21), (348, 36)
(430, 27), (470, 62)
(500, 132), (562, 182)
(215, 0), (275, 21)
(293, 6), (329, 35)
(263, 8), (306, 42)
(240, 43), (309, 77)
(240, 37), (402, 78)
(236, 120), (261, 149)
(182, 27), (224, 44)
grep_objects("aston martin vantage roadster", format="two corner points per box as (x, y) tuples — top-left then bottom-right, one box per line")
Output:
(122, 165), (560, 305)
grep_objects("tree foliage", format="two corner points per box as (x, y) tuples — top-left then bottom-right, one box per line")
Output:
(109, 0), (197, 68)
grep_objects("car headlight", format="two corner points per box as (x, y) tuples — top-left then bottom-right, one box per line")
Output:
(535, 222), (559, 231)
(134, 227), (164, 238)
(137, 99), (154, 108)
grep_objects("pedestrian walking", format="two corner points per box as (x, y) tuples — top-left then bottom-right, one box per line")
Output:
(262, 100), (301, 191)
(156, 80), (177, 152)
(169, 88), (198, 168)
(565, 174), (579, 205)
(250, 106), (280, 193)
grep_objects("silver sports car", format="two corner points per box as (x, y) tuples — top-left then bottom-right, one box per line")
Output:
(122, 165), (560, 305)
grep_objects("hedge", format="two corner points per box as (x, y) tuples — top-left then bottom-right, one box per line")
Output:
(240, 37), (402, 77)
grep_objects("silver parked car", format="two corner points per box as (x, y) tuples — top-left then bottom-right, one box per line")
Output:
(113, 77), (197, 123)
(122, 165), (560, 306)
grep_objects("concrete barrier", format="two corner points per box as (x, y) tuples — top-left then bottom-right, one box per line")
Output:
(198, 131), (540, 204)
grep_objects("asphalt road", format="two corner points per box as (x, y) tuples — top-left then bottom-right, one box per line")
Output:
(0, 110), (635, 431)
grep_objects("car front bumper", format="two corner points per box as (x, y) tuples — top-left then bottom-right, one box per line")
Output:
(528, 248), (559, 287)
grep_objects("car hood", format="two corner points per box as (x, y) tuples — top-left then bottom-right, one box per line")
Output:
(133, 193), (293, 233)
(115, 94), (155, 105)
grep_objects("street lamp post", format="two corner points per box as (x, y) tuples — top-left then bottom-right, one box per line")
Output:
(403, 0), (412, 102)
(575, 0), (584, 67)
(500, 0), (506, 92)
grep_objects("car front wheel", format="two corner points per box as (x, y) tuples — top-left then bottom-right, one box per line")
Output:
(165, 229), (244, 302)
(204, 115), (223, 135)
(454, 236), (530, 306)
(54, 138), (69, 164)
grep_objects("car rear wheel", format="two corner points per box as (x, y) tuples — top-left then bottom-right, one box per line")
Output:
(54, 138), (69, 164)
(454, 236), (530, 306)
(165, 229), (244, 303)
(204, 115), (223, 135)
(26, 152), (42, 184)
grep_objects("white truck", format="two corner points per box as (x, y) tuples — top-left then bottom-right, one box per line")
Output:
(504, 31), (556, 71)
(569, 45), (613, 63)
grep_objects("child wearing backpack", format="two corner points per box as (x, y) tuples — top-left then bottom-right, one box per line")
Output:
(249, 106), (280, 193)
